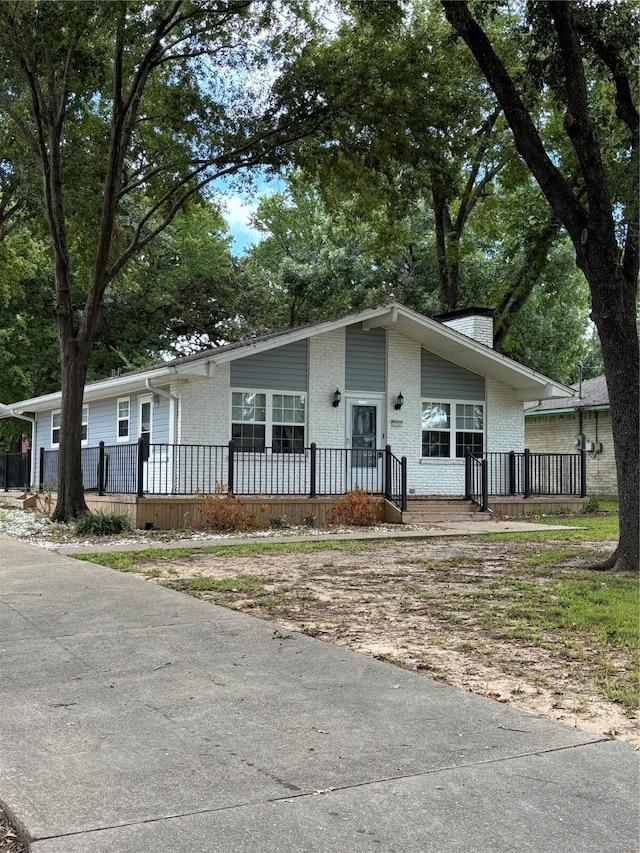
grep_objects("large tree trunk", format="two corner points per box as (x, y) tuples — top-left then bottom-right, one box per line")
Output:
(441, 0), (639, 572)
(51, 335), (91, 522)
(432, 186), (459, 311)
(588, 263), (639, 572)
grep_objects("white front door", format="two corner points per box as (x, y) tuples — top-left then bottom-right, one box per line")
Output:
(346, 398), (383, 491)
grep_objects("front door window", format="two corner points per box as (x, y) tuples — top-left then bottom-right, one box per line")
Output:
(139, 398), (153, 459)
(351, 404), (377, 469)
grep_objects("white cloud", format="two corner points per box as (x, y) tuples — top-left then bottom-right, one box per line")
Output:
(221, 194), (260, 254)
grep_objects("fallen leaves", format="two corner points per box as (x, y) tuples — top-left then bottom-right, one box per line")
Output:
(0, 806), (28, 853)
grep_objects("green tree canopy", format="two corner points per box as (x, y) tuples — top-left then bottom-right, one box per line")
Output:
(0, 0), (331, 520)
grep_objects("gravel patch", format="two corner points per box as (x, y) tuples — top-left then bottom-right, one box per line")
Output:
(0, 505), (403, 551)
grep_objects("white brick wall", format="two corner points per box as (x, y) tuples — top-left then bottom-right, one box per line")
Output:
(385, 330), (420, 456)
(442, 316), (494, 348)
(176, 365), (230, 445)
(486, 379), (524, 453)
(308, 329), (345, 448)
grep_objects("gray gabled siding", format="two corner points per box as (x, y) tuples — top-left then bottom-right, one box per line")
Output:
(230, 340), (308, 391)
(421, 349), (485, 400)
(345, 325), (386, 392)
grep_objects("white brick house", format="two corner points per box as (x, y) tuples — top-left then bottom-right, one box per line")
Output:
(3, 302), (574, 498)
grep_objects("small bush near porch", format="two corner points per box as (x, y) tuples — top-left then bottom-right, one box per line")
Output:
(190, 489), (381, 532)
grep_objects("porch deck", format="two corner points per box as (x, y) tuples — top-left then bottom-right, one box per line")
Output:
(10, 491), (587, 530)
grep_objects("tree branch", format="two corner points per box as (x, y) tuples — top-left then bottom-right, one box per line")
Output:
(441, 1), (587, 245)
(549, 3), (615, 235)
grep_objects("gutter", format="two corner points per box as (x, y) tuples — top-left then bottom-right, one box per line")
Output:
(525, 404), (610, 417)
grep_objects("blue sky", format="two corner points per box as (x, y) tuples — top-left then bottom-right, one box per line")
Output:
(218, 172), (285, 255)
(222, 193), (262, 255)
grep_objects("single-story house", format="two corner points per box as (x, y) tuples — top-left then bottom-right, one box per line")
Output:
(525, 375), (616, 499)
(3, 302), (581, 519)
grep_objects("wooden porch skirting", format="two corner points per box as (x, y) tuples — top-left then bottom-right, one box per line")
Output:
(488, 496), (587, 518)
(83, 494), (399, 530)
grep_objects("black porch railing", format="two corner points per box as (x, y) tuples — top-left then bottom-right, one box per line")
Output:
(39, 443), (583, 512)
(39, 441), (408, 510)
(1, 450), (31, 491)
(466, 449), (586, 509)
(464, 452), (489, 512)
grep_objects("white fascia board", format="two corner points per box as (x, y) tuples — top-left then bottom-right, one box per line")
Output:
(7, 363), (209, 414)
(376, 306), (574, 400)
(525, 406), (577, 417)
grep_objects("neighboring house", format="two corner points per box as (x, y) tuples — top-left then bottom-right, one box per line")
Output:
(525, 375), (616, 499)
(2, 302), (575, 501)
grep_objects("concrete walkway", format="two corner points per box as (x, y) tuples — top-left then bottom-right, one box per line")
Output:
(1, 534), (638, 852)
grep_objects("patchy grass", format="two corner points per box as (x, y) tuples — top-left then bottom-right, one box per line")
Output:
(478, 512), (619, 543)
(74, 538), (395, 573)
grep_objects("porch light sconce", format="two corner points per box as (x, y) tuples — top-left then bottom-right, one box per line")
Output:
(394, 392), (404, 411)
(332, 389), (342, 408)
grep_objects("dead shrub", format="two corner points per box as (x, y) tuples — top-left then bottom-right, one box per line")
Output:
(192, 494), (263, 532)
(327, 488), (377, 526)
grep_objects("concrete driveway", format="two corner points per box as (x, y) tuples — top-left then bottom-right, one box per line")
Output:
(1, 535), (638, 852)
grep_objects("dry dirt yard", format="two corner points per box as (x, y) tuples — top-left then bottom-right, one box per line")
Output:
(129, 535), (639, 749)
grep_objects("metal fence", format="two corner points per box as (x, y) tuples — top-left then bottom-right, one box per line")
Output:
(39, 443), (583, 510)
(39, 441), (408, 509)
(466, 449), (586, 509)
(1, 450), (31, 491)
(484, 450), (586, 497)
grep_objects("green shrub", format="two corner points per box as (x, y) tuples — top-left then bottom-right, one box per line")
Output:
(73, 512), (132, 536)
(583, 496), (601, 514)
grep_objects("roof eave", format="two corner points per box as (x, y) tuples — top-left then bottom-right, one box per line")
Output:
(5, 362), (210, 413)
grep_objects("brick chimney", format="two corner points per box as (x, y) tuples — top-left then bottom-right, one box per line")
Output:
(435, 307), (494, 348)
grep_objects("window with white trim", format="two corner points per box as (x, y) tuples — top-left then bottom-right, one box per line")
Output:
(52, 406), (89, 446)
(232, 392), (266, 451)
(422, 401), (484, 458)
(231, 391), (306, 452)
(81, 405), (88, 444)
(272, 393), (305, 453)
(117, 397), (130, 441)
(51, 411), (61, 447)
